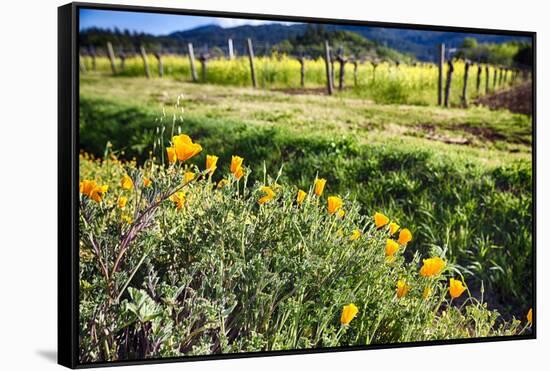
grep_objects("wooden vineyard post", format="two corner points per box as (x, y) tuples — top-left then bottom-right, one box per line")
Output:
(485, 66), (490, 94)
(246, 38), (257, 88)
(298, 56), (305, 87)
(89, 46), (97, 71)
(199, 52), (209, 82)
(154, 52), (164, 77)
(493, 67), (498, 90)
(336, 48), (347, 91)
(476, 64), (482, 94)
(444, 59), (454, 108)
(187, 43), (198, 82)
(438, 43), (445, 106)
(140, 46), (151, 78)
(498, 67), (504, 86)
(228, 38), (234, 60)
(106, 42), (117, 75)
(79, 54), (86, 73)
(323, 40), (334, 95)
(338, 59), (344, 90)
(330, 57), (336, 88)
(503, 68), (508, 85)
(461, 61), (470, 107)
(353, 59), (359, 86)
(119, 51), (126, 71)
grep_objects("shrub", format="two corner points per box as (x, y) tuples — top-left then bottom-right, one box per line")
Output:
(78, 136), (528, 363)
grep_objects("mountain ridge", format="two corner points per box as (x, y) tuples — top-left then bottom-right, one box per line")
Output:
(81, 22), (531, 62)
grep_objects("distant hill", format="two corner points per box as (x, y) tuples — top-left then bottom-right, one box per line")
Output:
(169, 24), (307, 52)
(335, 25), (531, 61)
(80, 22), (531, 62)
(272, 25), (413, 62)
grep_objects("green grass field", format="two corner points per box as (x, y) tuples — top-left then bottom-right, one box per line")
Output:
(80, 75), (531, 160)
(79, 74), (532, 321)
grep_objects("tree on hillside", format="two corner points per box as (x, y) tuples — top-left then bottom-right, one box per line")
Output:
(274, 26), (414, 62)
(457, 40), (531, 68)
(513, 44), (533, 68)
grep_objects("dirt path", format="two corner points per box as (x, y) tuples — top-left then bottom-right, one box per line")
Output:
(475, 82), (532, 115)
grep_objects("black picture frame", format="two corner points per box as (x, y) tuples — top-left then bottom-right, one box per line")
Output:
(58, 2), (537, 368)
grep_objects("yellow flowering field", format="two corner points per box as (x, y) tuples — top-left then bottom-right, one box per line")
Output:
(82, 55), (518, 106)
(78, 132), (531, 363)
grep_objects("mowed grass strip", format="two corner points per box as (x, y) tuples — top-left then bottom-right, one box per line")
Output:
(81, 76), (532, 162)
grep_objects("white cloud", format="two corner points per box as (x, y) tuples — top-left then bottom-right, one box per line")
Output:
(214, 18), (296, 28)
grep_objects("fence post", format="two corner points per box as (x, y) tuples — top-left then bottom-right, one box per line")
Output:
(476, 64), (482, 94)
(246, 38), (257, 88)
(89, 46), (97, 71)
(228, 38), (234, 60)
(330, 57), (336, 88)
(154, 52), (164, 77)
(461, 61), (470, 107)
(438, 43), (445, 106)
(337, 49), (347, 90)
(140, 46), (151, 78)
(353, 59), (359, 86)
(298, 56), (305, 87)
(106, 42), (117, 75)
(485, 66), (490, 94)
(444, 59), (454, 108)
(79, 54), (87, 73)
(323, 40), (334, 95)
(187, 43), (198, 82)
(199, 52), (209, 82)
(119, 51), (126, 71)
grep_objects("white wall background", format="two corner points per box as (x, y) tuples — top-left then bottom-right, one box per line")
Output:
(0, 0), (545, 369)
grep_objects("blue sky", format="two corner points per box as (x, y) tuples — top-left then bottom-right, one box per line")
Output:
(79, 9), (298, 35)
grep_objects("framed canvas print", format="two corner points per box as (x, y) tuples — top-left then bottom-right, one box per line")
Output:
(58, 2), (536, 368)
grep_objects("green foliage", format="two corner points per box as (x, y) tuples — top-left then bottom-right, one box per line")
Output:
(513, 45), (533, 68)
(457, 40), (531, 67)
(461, 38), (478, 49)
